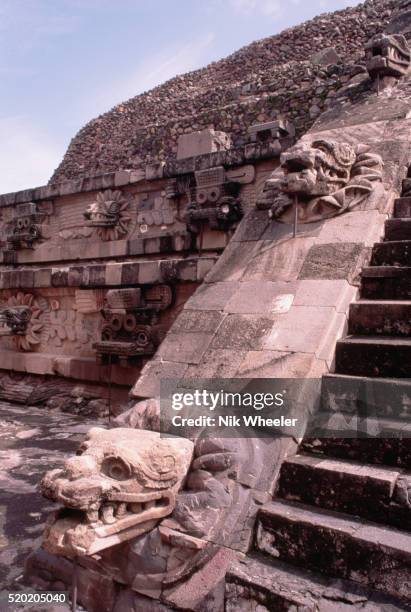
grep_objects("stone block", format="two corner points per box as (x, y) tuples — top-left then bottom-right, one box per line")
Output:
(294, 280), (357, 313)
(185, 281), (240, 311)
(51, 268), (69, 287)
(88, 265), (106, 287)
(197, 258), (217, 280)
(263, 306), (337, 353)
(130, 359), (189, 399)
(129, 169), (145, 183)
(298, 243), (364, 281)
(121, 263), (139, 285)
(159, 235), (174, 253)
(177, 129), (231, 160)
(316, 210), (385, 246)
(199, 231), (227, 250)
(137, 261), (160, 284)
(34, 268), (52, 288)
(144, 237), (161, 254)
(204, 241), (263, 283)
(224, 281), (296, 315)
(145, 162), (165, 180)
(211, 314), (274, 350)
(172, 233), (191, 252)
(157, 332), (214, 364)
(19, 269), (34, 288)
(237, 350), (316, 378)
(67, 267), (84, 287)
(242, 237), (316, 282)
(105, 263), (123, 286)
(114, 170), (130, 186)
(177, 259), (197, 282)
(171, 310), (225, 334)
(127, 238), (144, 255)
(184, 348), (247, 379)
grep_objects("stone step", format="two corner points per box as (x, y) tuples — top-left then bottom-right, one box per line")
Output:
(371, 241), (411, 267)
(256, 500), (411, 602)
(226, 554), (410, 611)
(361, 266), (411, 300)
(301, 424), (411, 469)
(321, 373), (411, 421)
(335, 336), (411, 378)
(385, 219), (411, 241)
(348, 300), (411, 337)
(394, 197), (411, 219)
(277, 454), (411, 530)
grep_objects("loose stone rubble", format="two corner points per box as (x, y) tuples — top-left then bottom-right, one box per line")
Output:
(0, 0), (409, 610)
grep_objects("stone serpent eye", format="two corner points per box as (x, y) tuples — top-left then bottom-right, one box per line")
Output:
(101, 456), (131, 481)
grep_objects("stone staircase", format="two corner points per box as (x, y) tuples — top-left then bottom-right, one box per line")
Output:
(227, 195), (411, 609)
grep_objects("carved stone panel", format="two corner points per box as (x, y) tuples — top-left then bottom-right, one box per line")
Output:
(84, 189), (132, 241)
(93, 285), (173, 366)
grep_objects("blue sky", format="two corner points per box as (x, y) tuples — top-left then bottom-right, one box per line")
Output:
(0, 0), (360, 193)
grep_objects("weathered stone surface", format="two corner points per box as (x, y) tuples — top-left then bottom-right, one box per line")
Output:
(224, 281), (295, 315)
(41, 428), (194, 556)
(278, 454), (410, 529)
(211, 314), (274, 351)
(256, 500), (411, 600)
(299, 243), (365, 280)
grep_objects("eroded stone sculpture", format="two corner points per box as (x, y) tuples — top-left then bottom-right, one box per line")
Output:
(34, 397), (282, 602)
(365, 33), (411, 83)
(185, 166), (244, 233)
(40, 427), (194, 557)
(259, 139), (383, 223)
(84, 189), (131, 241)
(93, 285), (172, 365)
(6, 202), (49, 250)
(0, 292), (46, 351)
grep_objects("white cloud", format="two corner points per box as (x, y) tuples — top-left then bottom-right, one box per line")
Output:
(0, 116), (64, 193)
(229, 0), (282, 18)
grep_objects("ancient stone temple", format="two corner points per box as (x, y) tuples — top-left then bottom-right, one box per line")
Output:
(1, 0), (411, 609)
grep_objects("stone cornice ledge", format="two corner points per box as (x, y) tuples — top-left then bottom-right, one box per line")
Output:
(0, 137), (293, 208)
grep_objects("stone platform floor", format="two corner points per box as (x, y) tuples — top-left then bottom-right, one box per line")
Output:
(0, 402), (102, 610)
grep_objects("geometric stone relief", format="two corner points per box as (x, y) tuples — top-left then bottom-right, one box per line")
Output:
(259, 140), (384, 224)
(5, 201), (53, 251)
(93, 285), (173, 366)
(0, 292), (48, 351)
(136, 193), (177, 234)
(74, 289), (106, 314)
(184, 165), (253, 234)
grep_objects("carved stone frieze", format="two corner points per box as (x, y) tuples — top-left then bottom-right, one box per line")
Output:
(93, 285), (173, 365)
(0, 292), (47, 351)
(84, 189), (132, 241)
(136, 193), (177, 233)
(40, 427), (194, 556)
(259, 140), (383, 223)
(6, 202), (52, 250)
(185, 165), (248, 234)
